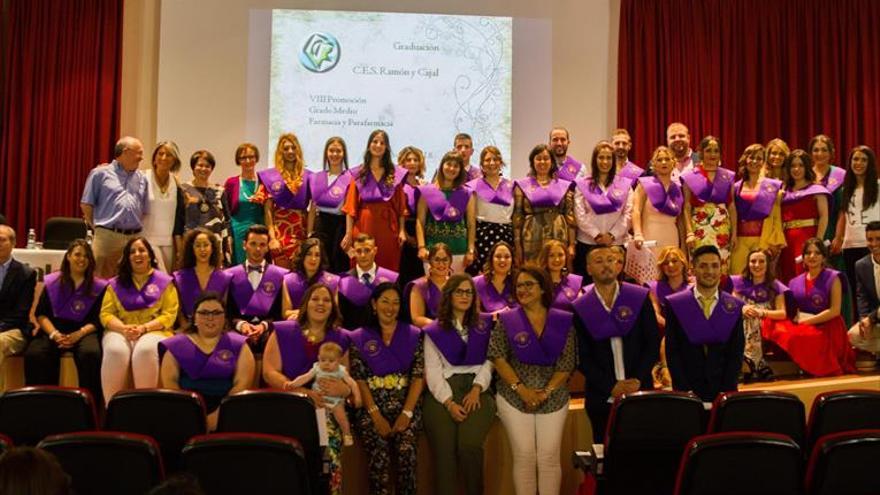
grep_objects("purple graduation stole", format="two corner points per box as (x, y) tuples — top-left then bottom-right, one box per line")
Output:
(617, 160), (644, 181)
(556, 156), (584, 182)
(666, 289), (743, 345)
(474, 274), (515, 313)
(173, 268), (233, 319)
(403, 183), (420, 213)
(730, 275), (789, 304)
(310, 170), (353, 209)
(515, 177), (571, 208)
(572, 282), (648, 340)
(44, 272), (108, 323)
(467, 177), (513, 206)
(226, 264), (287, 316)
(465, 166), (483, 181)
(575, 176), (632, 214)
(110, 270), (173, 312)
(350, 322), (421, 376)
(258, 168), (311, 210)
(423, 313), (493, 366)
(820, 166), (846, 194)
(284, 271), (340, 309)
(158, 332), (246, 380)
(418, 184), (470, 222)
(681, 167), (734, 204)
(790, 269), (840, 313)
(274, 320), (351, 378)
(354, 165), (408, 203)
(782, 183), (830, 206)
(337, 267), (399, 306)
(500, 307), (572, 366)
(552, 274), (583, 310)
(646, 279), (689, 304)
(735, 178), (782, 221)
(639, 176), (683, 216)
(412, 278), (442, 317)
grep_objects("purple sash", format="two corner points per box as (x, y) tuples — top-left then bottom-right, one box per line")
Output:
(310, 170), (353, 209)
(465, 166), (482, 181)
(735, 179), (782, 221)
(226, 264), (287, 316)
(666, 289), (743, 345)
(404, 183), (420, 213)
(681, 167), (734, 204)
(258, 168), (311, 210)
(412, 278), (442, 318)
(646, 279), (689, 304)
(173, 268), (233, 319)
(159, 332), (246, 380)
(790, 269), (840, 313)
(418, 184), (470, 222)
(354, 165), (408, 203)
(474, 274), (515, 313)
(284, 271), (340, 309)
(515, 177), (571, 208)
(576, 176), (632, 214)
(820, 166), (846, 194)
(782, 184), (830, 205)
(110, 271), (173, 312)
(617, 160), (644, 181)
(423, 313), (493, 366)
(350, 322), (421, 376)
(556, 156), (584, 182)
(337, 268), (399, 306)
(44, 272), (107, 323)
(730, 275), (789, 304)
(274, 320), (351, 378)
(467, 177), (513, 206)
(639, 176), (684, 216)
(572, 282), (648, 339)
(500, 307), (572, 366)
(552, 274), (583, 310)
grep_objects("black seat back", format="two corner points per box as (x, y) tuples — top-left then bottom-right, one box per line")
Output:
(806, 390), (880, 452)
(709, 390), (805, 447)
(0, 386), (97, 445)
(43, 217), (87, 250)
(806, 429), (880, 495)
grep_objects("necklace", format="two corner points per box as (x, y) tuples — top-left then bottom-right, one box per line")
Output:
(240, 176), (256, 201)
(155, 173), (171, 198)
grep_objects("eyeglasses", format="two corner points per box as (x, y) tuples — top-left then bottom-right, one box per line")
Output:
(431, 257), (451, 264)
(453, 289), (474, 297)
(196, 310), (225, 317)
(239, 155), (257, 162)
(516, 281), (538, 290)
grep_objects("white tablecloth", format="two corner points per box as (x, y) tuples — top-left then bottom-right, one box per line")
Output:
(12, 248), (67, 281)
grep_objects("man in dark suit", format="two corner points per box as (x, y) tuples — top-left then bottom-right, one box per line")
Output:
(848, 221), (880, 356)
(665, 245), (744, 404)
(0, 225), (36, 389)
(338, 233), (399, 330)
(573, 245), (660, 443)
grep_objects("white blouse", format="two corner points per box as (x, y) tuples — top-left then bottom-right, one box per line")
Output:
(424, 319), (494, 404)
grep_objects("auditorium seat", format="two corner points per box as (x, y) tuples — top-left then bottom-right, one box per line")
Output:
(216, 389), (324, 492)
(0, 433), (11, 454)
(708, 390), (805, 447)
(806, 390), (880, 452)
(39, 431), (164, 495)
(42, 216), (88, 250)
(579, 390), (705, 495)
(104, 388), (207, 472)
(805, 429), (880, 495)
(182, 433), (311, 495)
(0, 386), (97, 445)
(674, 432), (801, 495)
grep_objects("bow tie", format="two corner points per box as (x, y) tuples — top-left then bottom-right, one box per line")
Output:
(247, 264), (263, 274)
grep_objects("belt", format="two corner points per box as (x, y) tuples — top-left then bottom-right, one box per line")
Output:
(782, 219), (817, 230)
(97, 226), (143, 235)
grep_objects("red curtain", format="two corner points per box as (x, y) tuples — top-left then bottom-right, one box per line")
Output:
(0, 0), (123, 245)
(617, 0), (880, 169)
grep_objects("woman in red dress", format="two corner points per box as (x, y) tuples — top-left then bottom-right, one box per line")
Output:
(762, 238), (855, 376)
(342, 129), (407, 272)
(779, 150), (829, 283)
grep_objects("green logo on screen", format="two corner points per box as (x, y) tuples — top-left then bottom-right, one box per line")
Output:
(300, 32), (341, 73)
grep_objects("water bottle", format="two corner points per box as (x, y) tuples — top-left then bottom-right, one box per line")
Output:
(26, 228), (36, 249)
(86, 229), (94, 245)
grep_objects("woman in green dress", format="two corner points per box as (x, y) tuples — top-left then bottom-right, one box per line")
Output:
(224, 143), (266, 265)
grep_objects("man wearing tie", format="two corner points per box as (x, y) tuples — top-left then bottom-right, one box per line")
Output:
(337, 233), (399, 330)
(226, 224), (288, 351)
(665, 244), (744, 404)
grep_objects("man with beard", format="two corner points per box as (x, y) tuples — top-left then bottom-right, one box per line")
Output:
(610, 128), (644, 182)
(549, 126), (585, 181)
(662, 122), (700, 181)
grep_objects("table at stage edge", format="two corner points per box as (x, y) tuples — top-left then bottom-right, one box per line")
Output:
(12, 248), (67, 282)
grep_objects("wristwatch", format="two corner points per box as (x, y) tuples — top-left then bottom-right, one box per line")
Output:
(510, 381), (521, 391)
(402, 409), (413, 419)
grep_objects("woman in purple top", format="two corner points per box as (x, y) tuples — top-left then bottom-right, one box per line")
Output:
(473, 241), (517, 315)
(281, 237), (340, 321)
(26, 240), (106, 403)
(350, 282), (424, 495)
(409, 243), (451, 328)
(306, 137), (352, 274)
(173, 228), (232, 330)
(646, 246), (690, 331)
(538, 239), (582, 311)
(397, 146), (428, 288)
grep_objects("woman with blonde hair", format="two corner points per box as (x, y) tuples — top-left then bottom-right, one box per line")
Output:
(398, 146), (427, 287)
(142, 141), (183, 271)
(646, 246), (690, 330)
(764, 138), (790, 181)
(307, 137), (352, 273)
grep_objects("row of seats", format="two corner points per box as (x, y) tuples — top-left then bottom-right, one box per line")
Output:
(575, 389), (880, 495)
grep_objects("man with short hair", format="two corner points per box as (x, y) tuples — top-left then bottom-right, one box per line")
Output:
(0, 225), (36, 389)
(453, 133), (481, 181)
(338, 233), (399, 330)
(663, 122), (699, 181)
(549, 126), (585, 181)
(610, 128), (644, 181)
(573, 245), (660, 442)
(80, 136), (149, 278)
(848, 221), (880, 357)
(226, 224), (288, 351)
(665, 245), (744, 403)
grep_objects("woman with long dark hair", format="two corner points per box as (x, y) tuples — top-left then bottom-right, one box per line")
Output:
(779, 150), (829, 282)
(281, 237), (340, 320)
(307, 136), (352, 273)
(473, 241), (517, 315)
(173, 227), (231, 329)
(466, 146), (514, 276)
(832, 145), (879, 285)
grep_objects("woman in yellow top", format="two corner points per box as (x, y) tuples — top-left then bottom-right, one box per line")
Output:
(100, 236), (178, 404)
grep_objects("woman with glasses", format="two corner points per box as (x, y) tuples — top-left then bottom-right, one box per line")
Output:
(489, 265), (576, 495)
(160, 291), (255, 430)
(409, 243), (452, 328)
(224, 143), (266, 265)
(423, 274), (495, 495)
